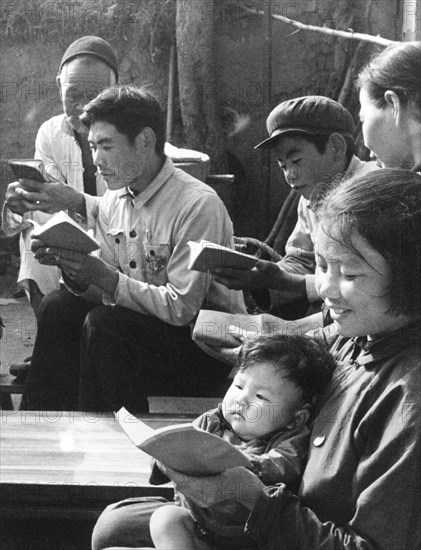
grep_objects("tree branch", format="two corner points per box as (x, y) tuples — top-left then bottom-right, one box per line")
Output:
(230, 3), (397, 47)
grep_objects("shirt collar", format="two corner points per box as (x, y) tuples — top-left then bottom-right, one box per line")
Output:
(308, 156), (375, 210)
(60, 115), (76, 138)
(116, 156), (175, 208)
(343, 318), (421, 368)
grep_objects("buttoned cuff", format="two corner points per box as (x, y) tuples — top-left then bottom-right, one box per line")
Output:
(102, 287), (117, 306)
(101, 270), (123, 306)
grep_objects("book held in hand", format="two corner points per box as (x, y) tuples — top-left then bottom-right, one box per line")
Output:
(8, 159), (48, 184)
(193, 309), (263, 348)
(115, 407), (252, 476)
(187, 240), (258, 272)
(30, 211), (100, 254)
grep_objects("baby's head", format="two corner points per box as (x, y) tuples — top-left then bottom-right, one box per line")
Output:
(222, 334), (335, 441)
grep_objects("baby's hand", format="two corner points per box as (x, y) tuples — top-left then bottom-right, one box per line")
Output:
(149, 459), (171, 485)
(165, 465), (265, 510)
(239, 439), (265, 456)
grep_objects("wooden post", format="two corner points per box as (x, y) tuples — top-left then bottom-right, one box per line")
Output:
(176, 0), (225, 170)
(166, 44), (176, 143)
(262, 0), (273, 230)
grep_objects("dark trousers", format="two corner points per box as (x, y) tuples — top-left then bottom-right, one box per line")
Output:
(92, 497), (170, 549)
(21, 289), (231, 412)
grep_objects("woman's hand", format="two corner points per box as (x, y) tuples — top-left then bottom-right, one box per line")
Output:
(163, 466), (265, 511)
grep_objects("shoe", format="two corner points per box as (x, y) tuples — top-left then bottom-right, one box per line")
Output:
(9, 360), (31, 381)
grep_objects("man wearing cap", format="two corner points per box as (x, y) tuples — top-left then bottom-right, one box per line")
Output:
(213, 96), (376, 315)
(2, 36), (118, 377)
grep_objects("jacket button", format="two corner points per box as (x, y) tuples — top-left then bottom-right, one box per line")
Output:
(129, 230), (137, 238)
(129, 261), (137, 269)
(115, 238), (120, 244)
(313, 436), (326, 447)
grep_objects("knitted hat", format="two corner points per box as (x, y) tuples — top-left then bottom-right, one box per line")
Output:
(59, 36), (118, 80)
(255, 96), (355, 149)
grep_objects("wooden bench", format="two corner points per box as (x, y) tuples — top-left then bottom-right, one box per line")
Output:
(0, 410), (183, 515)
(0, 410), (187, 548)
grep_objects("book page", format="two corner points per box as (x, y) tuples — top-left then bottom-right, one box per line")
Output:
(114, 408), (155, 444)
(31, 211), (100, 254)
(115, 408), (252, 476)
(188, 240), (258, 272)
(193, 310), (263, 347)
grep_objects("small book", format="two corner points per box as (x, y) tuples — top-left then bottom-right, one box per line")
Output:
(187, 240), (258, 272)
(115, 407), (252, 476)
(193, 309), (263, 348)
(8, 159), (48, 184)
(31, 211), (100, 254)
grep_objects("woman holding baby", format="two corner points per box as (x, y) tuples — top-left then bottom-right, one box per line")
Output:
(93, 41), (421, 550)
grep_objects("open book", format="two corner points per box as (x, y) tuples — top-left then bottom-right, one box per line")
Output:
(187, 240), (258, 272)
(192, 309), (263, 348)
(31, 210), (100, 254)
(115, 407), (252, 476)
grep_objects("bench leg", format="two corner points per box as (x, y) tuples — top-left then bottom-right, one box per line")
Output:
(0, 393), (14, 410)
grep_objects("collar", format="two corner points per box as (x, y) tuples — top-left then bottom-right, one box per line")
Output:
(116, 156), (175, 208)
(345, 155), (365, 178)
(59, 115), (77, 138)
(341, 318), (421, 369)
(308, 156), (376, 210)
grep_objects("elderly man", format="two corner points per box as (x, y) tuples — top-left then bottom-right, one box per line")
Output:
(2, 35), (118, 377)
(3, 36), (118, 314)
(21, 84), (246, 412)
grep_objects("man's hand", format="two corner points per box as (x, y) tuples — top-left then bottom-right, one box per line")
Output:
(6, 178), (86, 217)
(4, 181), (31, 216)
(31, 238), (59, 266)
(163, 466), (265, 511)
(31, 238), (119, 294)
(195, 339), (242, 366)
(212, 259), (284, 290)
(213, 259), (307, 296)
(228, 312), (321, 340)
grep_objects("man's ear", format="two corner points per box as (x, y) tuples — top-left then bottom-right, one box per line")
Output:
(327, 133), (347, 163)
(286, 404), (311, 430)
(135, 127), (156, 153)
(384, 90), (403, 125)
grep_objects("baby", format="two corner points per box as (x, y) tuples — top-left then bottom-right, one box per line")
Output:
(150, 334), (336, 550)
